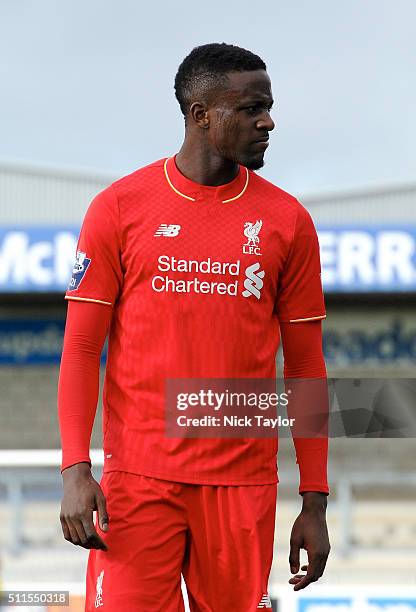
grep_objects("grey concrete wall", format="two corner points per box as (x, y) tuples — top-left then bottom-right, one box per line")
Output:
(0, 364), (415, 475)
(0, 366), (103, 450)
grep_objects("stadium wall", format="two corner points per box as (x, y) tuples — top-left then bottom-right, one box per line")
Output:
(1, 161), (415, 465)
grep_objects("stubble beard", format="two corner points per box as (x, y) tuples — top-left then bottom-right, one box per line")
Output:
(244, 155), (265, 171)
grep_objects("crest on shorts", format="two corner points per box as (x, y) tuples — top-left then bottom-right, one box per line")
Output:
(67, 250), (91, 291)
(95, 569), (104, 607)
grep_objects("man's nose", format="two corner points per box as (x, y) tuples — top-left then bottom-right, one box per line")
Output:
(256, 113), (275, 132)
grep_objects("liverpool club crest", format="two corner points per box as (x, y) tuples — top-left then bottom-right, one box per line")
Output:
(243, 220), (262, 255)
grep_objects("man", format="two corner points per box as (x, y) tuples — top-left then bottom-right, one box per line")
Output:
(59, 42), (330, 611)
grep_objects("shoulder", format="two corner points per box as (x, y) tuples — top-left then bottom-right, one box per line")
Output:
(249, 170), (299, 205)
(249, 170), (313, 228)
(250, 172), (316, 241)
(249, 170), (307, 216)
(85, 158), (167, 219)
(110, 158), (166, 198)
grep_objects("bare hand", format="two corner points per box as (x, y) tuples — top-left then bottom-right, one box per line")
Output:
(60, 462), (108, 550)
(288, 492), (330, 591)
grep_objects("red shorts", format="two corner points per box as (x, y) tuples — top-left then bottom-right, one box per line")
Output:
(85, 471), (276, 611)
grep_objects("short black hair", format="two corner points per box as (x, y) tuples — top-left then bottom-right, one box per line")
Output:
(174, 43), (267, 118)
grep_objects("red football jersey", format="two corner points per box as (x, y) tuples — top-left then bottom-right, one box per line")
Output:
(65, 156), (326, 485)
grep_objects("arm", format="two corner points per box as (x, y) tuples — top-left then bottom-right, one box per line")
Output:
(280, 319), (330, 591)
(57, 186), (122, 549)
(58, 300), (112, 471)
(58, 300), (112, 550)
(280, 320), (329, 495)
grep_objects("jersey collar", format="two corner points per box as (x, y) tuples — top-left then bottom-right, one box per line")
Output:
(164, 155), (249, 203)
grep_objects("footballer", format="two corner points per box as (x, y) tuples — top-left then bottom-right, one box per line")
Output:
(58, 43), (330, 610)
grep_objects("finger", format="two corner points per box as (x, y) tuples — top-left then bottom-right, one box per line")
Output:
(319, 553), (329, 577)
(314, 555), (327, 581)
(293, 557), (322, 591)
(72, 518), (89, 547)
(65, 518), (81, 545)
(81, 515), (108, 551)
(288, 565), (309, 584)
(288, 560), (322, 586)
(60, 516), (72, 542)
(289, 540), (301, 574)
(96, 492), (109, 532)
(293, 574), (313, 591)
(288, 575), (305, 585)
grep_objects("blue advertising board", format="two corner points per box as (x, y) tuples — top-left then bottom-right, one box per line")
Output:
(1, 317), (413, 365)
(0, 319), (64, 364)
(299, 600), (351, 611)
(0, 227), (78, 292)
(368, 600), (416, 609)
(1, 226), (416, 293)
(298, 598), (416, 611)
(319, 227), (416, 292)
(0, 320), (107, 364)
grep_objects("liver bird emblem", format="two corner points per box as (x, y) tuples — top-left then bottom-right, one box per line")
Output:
(244, 220), (262, 245)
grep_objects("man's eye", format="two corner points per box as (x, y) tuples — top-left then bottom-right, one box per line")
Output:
(245, 105), (272, 115)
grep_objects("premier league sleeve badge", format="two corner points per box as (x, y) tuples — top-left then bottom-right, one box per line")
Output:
(67, 250), (92, 291)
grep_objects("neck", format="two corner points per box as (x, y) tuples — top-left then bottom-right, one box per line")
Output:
(175, 137), (239, 186)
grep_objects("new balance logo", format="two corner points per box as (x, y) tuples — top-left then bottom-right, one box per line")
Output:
(257, 592), (272, 608)
(154, 224), (181, 237)
(242, 262), (265, 299)
(95, 569), (104, 607)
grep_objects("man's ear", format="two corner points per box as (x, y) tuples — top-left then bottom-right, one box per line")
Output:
(189, 102), (209, 129)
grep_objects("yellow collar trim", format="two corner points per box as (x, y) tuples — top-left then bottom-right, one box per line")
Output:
(222, 167), (249, 203)
(164, 158), (250, 204)
(163, 158), (196, 202)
